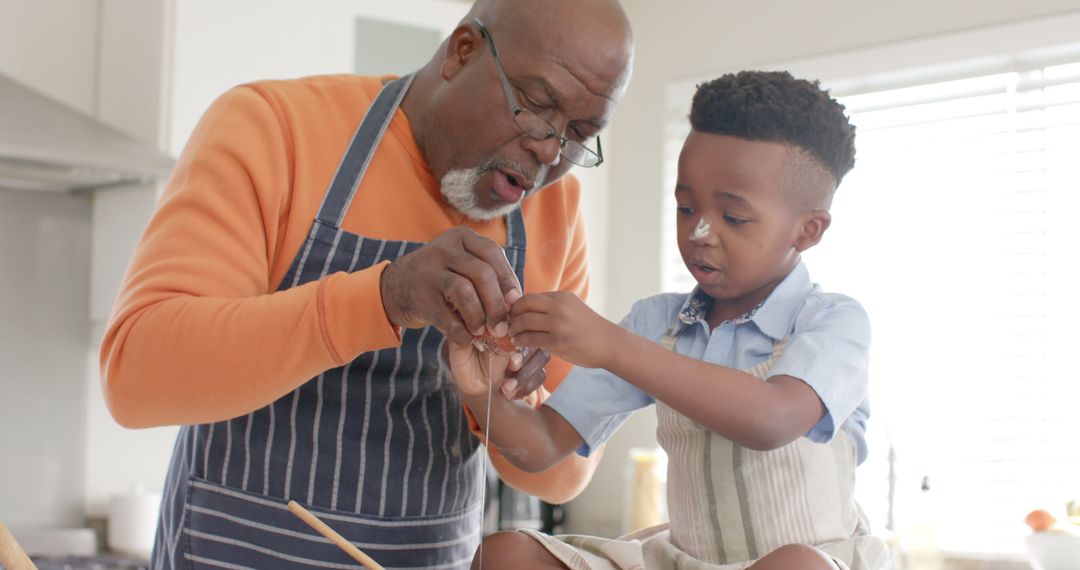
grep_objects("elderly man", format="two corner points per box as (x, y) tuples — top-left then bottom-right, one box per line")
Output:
(100, 0), (633, 568)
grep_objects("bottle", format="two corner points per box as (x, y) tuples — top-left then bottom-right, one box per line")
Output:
(622, 447), (667, 535)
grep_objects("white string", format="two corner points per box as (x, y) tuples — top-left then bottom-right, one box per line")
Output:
(476, 349), (496, 570)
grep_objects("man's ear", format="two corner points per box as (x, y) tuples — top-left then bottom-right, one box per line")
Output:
(794, 210), (831, 252)
(439, 25), (482, 81)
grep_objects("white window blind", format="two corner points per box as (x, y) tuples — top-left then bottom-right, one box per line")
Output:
(661, 53), (1080, 556)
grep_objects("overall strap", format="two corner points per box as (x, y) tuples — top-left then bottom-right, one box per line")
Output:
(315, 74), (414, 227)
(504, 202), (527, 250)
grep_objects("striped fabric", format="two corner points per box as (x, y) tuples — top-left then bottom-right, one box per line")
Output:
(152, 75), (528, 569)
(523, 330), (888, 569)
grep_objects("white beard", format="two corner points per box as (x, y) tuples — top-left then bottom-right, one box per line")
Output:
(439, 167), (524, 221)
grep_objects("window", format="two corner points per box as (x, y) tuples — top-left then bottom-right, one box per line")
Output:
(661, 19), (1080, 557)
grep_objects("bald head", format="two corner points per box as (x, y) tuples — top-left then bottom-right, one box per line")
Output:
(465, 0), (631, 32)
(463, 0), (634, 100)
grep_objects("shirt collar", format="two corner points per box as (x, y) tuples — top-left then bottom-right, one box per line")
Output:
(672, 261), (813, 340)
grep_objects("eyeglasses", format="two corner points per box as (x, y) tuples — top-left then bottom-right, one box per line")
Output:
(474, 19), (604, 168)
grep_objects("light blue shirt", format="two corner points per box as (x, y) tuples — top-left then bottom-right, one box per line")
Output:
(545, 261), (873, 464)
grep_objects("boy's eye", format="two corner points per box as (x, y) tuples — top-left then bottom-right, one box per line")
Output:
(677, 206), (695, 215)
(723, 214), (747, 225)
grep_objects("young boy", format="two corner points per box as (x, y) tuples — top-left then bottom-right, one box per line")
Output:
(450, 71), (889, 570)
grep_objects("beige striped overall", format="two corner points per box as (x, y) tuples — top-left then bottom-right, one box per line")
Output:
(523, 329), (889, 570)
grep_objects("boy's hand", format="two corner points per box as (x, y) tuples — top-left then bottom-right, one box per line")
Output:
(509, 292), (620, 369)
(446, 339), (514, 398)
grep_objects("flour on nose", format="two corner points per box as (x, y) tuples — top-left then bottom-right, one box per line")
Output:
(690, 216), (711, 242)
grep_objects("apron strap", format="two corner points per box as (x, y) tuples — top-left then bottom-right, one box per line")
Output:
(316, 74), (415, 227)
(658, 328), (678, 351)
(504, 203), (527, 250)
(503, 206), (527, 290)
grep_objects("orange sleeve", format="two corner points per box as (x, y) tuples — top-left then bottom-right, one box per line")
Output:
(468, 178), (604, 504)
(100, 85), (401, 429)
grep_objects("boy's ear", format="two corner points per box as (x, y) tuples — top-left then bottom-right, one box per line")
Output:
(440, 25), (481, 81)
(794, 210), (831, 252)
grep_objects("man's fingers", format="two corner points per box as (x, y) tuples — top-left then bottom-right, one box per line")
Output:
(444, 338), (469, 369)
(460, 230), (522, 303)
(504, 348), (551, 399)
(437, 307), (477, 346)
(513, 348), (550, 382)
(448, 256), (511, 333)
(508, 351), (524, 371)
(441, 273), (487, 337)
(444, 339), (504, 398)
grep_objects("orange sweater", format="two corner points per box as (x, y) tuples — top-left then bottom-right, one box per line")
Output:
(101, 74), (600, 503)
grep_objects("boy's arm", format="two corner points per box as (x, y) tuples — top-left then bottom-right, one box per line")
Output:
(465, 395), (582, 473)
(449, 340), (584, 473)
(604, 330), (824, 451)
(510, 292), (827, 452)
(603, 297), (872, 451)
(465, 383), (603, 504)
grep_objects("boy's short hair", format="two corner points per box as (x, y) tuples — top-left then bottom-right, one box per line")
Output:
(690, 71), (856, 187)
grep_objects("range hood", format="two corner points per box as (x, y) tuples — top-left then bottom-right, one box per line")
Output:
(0, 73), (175, 193)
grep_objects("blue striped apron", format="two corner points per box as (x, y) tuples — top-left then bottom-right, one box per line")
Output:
(151, 75), (528, 570)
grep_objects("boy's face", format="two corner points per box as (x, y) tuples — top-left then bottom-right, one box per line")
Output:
(675, 131), (830, 321)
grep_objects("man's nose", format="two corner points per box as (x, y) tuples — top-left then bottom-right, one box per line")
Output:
(522, 134), (563, 166)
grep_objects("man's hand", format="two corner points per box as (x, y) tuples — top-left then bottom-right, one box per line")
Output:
(446, 339), (513, 398)
(501, 347), (551, 400)
(380, 227), (521, 345)
(509, 292), (622, 370)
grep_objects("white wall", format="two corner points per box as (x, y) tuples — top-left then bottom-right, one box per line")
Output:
(85, 0), (178, 519)
(0, 190), (91, 528)
(0, 0), (99, 530)
(0, 0), (98, 115)
(563, 0), (1080, 538)
(168, 0), (470, 155)
(353, 18), (444, 78)
(0, 0), (179, 525)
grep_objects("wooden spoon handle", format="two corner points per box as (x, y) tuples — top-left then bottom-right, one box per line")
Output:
(287, 501), (385, 570)
(0, 523), (37, 570)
